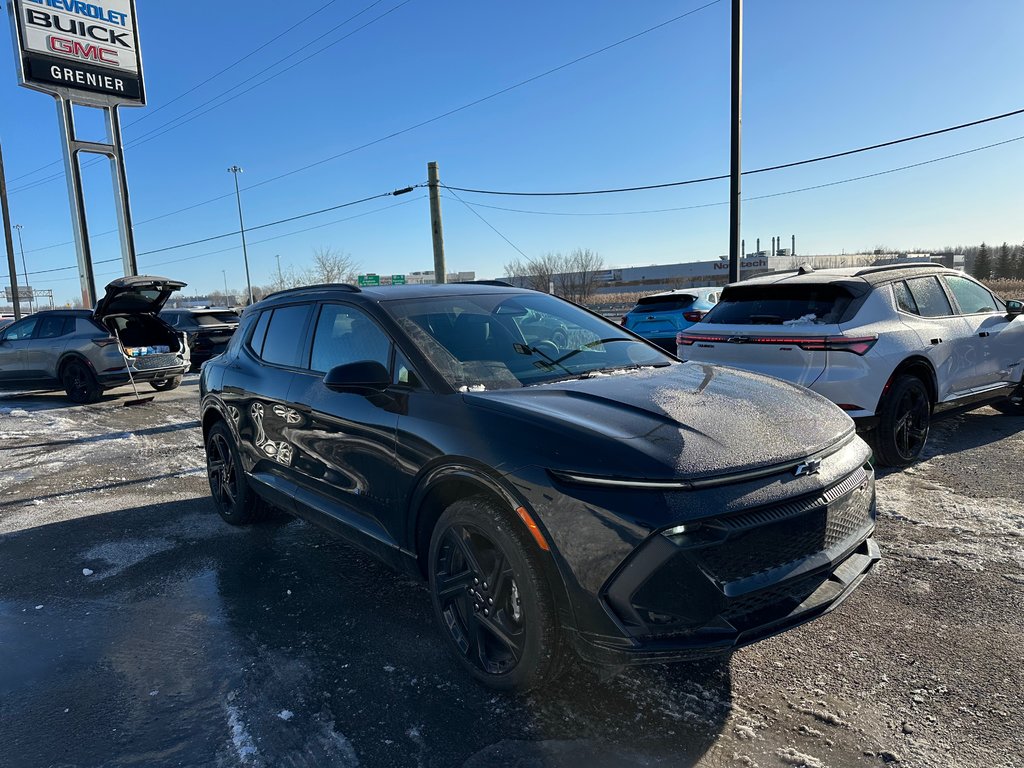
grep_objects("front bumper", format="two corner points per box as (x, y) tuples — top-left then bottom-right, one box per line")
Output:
(571, 537), (879, 665)
(564, 464), (879, 666)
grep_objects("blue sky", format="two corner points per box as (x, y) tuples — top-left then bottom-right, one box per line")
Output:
(1, 0), (1022, 303)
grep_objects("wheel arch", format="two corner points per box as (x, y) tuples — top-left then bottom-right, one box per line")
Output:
(409, 464), (578, 633)
(56, 351), (96, 379)
(878, 355), (937, 412)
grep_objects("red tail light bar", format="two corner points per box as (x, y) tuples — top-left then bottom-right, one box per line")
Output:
(682, 310), (707, 323)
(675, 332), (878, 355)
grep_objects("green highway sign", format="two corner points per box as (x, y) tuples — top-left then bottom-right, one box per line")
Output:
(391, 275), (406, 285)
(357, 274), (380, 287)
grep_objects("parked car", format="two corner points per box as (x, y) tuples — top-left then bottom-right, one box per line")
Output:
(676, 264), (1024, 466)
(200, 282), (879, 690)
(160, 307), (240, 369)
(621, 287), (720, 352)
(0, 276), (190, 403)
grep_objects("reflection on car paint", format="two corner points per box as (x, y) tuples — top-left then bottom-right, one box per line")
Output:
(250, 400), (295, 466)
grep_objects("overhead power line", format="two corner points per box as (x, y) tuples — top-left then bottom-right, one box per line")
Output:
(445, 107), (1024, 197)
(13, 185), (421, 278)
(450, 134), (1024, 218)
(443, 186), (529, 259)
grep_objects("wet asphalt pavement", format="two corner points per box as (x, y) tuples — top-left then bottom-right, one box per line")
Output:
(1, 375), (1022, 768)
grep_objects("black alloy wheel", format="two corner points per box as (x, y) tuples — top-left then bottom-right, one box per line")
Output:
(428, 497), (565, 691)
(205, 421), (266, 524)
(151, 376), (183, 392)
(873, 375), (932, 467)
(62, 360), (101, 404)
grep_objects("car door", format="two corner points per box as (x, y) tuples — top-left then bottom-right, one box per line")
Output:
(894, 276), (975, 401)
(284, 302), (402, 552)
(941, 274), (1023, 391)
(222, 303), (313, 510)
(22, 316), (74, 385)
(0, 316), (39, 386)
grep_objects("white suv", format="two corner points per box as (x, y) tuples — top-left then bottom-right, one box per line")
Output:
(676, 264), (1024, 466)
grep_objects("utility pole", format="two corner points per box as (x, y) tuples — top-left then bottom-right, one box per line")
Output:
(427, 161), (446, 284)
(0, 139), (20, 320)
(727, 0), (743, 284)
(13, 224), (32, 314)
(222, 269), (229, 303)
(228, 166), (254, 304)
(275, 254), (283, 283)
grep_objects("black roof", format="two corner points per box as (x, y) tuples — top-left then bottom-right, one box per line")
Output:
(258, 282), (534, 307)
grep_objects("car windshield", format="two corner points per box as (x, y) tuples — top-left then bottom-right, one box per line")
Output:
(702, 284), (855, 325)
(385, 292), (671, 390)
(632, 295), (697, 313)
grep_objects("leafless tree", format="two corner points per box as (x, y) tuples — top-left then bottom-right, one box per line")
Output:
(306, 246), (359, 284)
(503, 249), (605, 303)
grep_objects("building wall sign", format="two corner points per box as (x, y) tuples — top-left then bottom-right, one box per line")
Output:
(8, 0), (145, 105)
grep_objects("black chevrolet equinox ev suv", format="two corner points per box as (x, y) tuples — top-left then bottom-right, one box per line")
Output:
(200, 283), (879, 690)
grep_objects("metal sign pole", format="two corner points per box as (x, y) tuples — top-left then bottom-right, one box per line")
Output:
(106, 105), (139, 277)
(56, 96), (98, 309)
(0, 139), (21, 320)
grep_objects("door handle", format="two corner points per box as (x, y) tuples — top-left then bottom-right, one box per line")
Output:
(930, 338), (942, 345)
(978, 332), (990, 338)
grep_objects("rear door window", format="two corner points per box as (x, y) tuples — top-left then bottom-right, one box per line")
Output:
(942, 275), (999, 315)
(260, 305), (312, 367)
(703, 284), (853, 325)
(36, 316), (69, 339)
(905, 276), (953, 318)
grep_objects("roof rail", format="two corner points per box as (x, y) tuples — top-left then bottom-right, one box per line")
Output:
(263, 283), (362, 301)
(853, 263), (944, 277)
(455, 280), (514, 287)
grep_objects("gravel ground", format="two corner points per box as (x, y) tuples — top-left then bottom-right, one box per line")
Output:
(0, 376), (1021, 768)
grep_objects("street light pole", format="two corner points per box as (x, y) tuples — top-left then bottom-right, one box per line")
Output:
(227, 166), (254, 305)
(275, 254), (282, 282)
(728, 0), (743, 284)
(13, 224), (32, 314)
(222, 269), (229, 304)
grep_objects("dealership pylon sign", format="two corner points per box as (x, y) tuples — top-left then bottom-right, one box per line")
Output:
(9, 0), (145, 105)
(7, 0), (146, 307)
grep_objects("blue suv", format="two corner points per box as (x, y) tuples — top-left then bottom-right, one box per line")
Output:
(622, 287), (719, 351)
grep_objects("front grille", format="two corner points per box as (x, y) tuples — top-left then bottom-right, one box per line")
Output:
(132, 353), (180, 371)
(721, 571), (828, 624)
(691, 468), (873, 585)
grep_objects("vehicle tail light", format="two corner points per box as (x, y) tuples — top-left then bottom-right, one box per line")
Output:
(682, 310), (707, 323)
(674, 333), (878, 355)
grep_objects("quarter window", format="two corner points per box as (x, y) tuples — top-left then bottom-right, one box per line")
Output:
(943, 275), (998, 315)
(261, 305), (311, 367)
(309, 304), (391, 373)
(905, 277), (953, 318)
(247, 310), (271, 357)
(892, 281), (919, 315)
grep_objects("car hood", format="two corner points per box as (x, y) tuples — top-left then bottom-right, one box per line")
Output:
(463, 362), (855, 480)
(94, 276), (187, 319)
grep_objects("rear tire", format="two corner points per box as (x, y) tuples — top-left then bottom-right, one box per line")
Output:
(150, 376), (183, 392)
(205, 420), (267, 525)
(62, 360), (102, 404)
(428, 496), (566, 691)
(872, 375), (932, 467)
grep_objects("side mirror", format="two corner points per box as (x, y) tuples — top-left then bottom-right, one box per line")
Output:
(1007, 299), (1023, 317)
(323, 360), (390, 395)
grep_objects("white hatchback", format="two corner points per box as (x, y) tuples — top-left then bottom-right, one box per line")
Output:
(677, 264), (1024, 466)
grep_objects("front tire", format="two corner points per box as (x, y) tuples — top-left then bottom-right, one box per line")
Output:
(872, 375), (932, 467)
(151, 376), (183, 392)
(205, 420), (266, 525)
(62, 360), (102, 404)
(428, 496), (565, 691)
